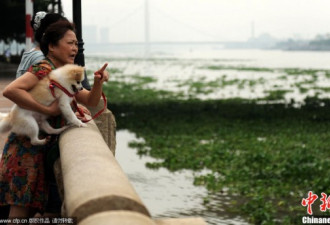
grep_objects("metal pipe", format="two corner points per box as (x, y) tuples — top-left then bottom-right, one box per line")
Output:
(25, 0), (33, 51)
(72, 0), (90, 89)
(72, 0), (84, 66)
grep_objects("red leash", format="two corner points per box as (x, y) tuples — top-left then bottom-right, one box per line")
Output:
(49, 80), (107, 123)
(72, 92), (107, 123)
(49, 80), (76, 98)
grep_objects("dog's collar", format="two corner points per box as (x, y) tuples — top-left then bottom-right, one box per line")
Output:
(49, 80), (76, 98)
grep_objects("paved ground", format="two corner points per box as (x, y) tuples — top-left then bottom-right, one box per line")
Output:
(0, 62), (16, 151)
(0, 78), (14, 112)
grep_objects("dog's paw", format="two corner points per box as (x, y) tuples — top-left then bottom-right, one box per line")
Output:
(75, 121), (87, 127)
(70, 119), (87, 128)
(80, 123), (87, 128)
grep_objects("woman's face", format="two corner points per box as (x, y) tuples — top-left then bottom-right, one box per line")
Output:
(49, 30), (78, 66)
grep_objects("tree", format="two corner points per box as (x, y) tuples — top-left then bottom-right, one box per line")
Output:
(0, 0), (54, 44)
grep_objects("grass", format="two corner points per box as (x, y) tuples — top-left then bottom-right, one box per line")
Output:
(202, 65), (274, 72)
(263, 89), (293, 101)
(102, 65), (330, 224)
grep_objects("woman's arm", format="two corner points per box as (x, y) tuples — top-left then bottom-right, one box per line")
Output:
(76, 63), (109, 107)
(3, 72), (61, 116)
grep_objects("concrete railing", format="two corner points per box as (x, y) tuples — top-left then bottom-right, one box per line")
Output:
(54, 104), (206, 225)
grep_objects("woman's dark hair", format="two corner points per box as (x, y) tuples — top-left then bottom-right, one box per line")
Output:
(31, 13), (68, 43)
(40, 20), (76, 56)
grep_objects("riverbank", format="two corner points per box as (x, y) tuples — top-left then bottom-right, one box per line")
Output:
(116, 130), (248, 225)
(109, 89), (330, 225)
(95, 49), (330, 224)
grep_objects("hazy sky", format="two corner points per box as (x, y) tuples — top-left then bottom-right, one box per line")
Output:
(61, 0), (330, 43)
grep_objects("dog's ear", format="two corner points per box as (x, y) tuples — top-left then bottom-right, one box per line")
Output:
(81, 67), (85, 76)
(77, 67), (85, 80)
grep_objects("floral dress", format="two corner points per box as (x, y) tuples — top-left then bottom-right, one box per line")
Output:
(0, 60), (65, 212)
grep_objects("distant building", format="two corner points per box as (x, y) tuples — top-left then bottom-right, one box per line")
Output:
(224, 33), (278, 49)
(246, 33), (278, 49)
(100, 27), (109, 43)
(83, 25), (98, 44)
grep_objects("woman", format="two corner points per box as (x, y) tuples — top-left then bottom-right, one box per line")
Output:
(0, 20), (109, 218)
(16, 11), (91, 90)
(16, 11), (67, 78)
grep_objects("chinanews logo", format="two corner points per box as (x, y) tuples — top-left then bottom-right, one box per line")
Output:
(301, 191), (330, 224)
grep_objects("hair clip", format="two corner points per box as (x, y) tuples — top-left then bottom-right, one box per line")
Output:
(33, 11), (47, 31)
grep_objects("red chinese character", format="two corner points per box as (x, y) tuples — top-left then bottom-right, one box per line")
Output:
(320, 192), (330, 212)
(302, 191), (318, 215)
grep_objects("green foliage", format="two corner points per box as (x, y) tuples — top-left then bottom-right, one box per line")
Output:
(203, 65), (274, 72)
(283, 68), (320, 76)
(104, 74), (179, 104)
(105, 73), (330, 224)
(0, 0), (53, 43)
(263, 89), (292, 100)
(0, 0), (25, 43)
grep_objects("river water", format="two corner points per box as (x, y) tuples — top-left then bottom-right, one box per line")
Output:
(115, 130), (249, 225)
(85, 43), (330, 69)
(86, 44), (330, 105)
(85, 44), (330, 224)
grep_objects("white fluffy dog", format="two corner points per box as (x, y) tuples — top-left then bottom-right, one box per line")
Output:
(0, 64), (86, 145)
